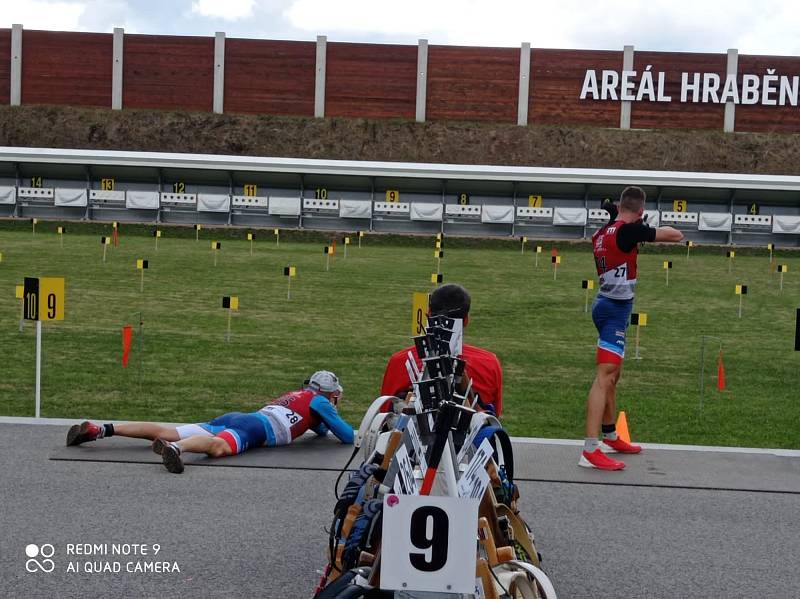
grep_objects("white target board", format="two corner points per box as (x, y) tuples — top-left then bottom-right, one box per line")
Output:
(381, 494), (479, 594)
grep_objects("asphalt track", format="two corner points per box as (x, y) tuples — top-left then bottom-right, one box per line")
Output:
(1, 420), (799, 599)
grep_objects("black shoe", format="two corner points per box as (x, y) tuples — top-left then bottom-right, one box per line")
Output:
(66, 421), (103, 446)
(152, 438), (168, 456)
(160, 441), (184, 474)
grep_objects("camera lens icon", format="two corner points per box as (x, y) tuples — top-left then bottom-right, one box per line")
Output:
(25, 544), (55, 573)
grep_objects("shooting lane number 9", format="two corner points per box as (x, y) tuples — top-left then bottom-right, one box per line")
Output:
(412, 292), (429, 336)
(23, 277), (65, 321)
(382, 494), (479, 594)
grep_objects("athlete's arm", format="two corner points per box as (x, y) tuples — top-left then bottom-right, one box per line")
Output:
(616, 222), (657, 252)
(310, 422), (329, 436)
(601, 199), (619, 224)
(310, 396), (354, 444)
(653, 226), (684, 243)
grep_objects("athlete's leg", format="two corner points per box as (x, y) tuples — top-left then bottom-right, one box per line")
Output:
(156, 434), (235, 474)
(174, 435), (234, 457)
(112, 422), (180, 441)
(66, 420), (179, 446)
(602, 363), (622, 427)
(586, 362), (621, 438)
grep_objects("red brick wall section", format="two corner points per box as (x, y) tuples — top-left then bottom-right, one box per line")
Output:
(427, 45), (519, 123)
(224, 38), (315, 116)
(326, 42), (416, 119)
(22, 30), (112, 107)
(735, 55), (800, 133)
(0, 29), (10, 104)
(630, 52), (725, 130)
(529, 49), (622, 127)
(123, 34), (213, 112)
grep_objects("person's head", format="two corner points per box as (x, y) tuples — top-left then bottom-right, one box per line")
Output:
(429, 283), (471, 326)
(304, 370), (343, 405)
(618, 186), (646, 221)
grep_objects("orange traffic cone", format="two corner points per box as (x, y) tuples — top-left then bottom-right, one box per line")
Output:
(616, 411), (631, 443)
(717, 350), (726, 391)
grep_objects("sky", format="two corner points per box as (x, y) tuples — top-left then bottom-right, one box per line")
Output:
(0, 0), (798, 55)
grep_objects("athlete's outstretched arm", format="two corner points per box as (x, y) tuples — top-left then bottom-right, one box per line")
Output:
(310, 396), (354, 444)
(310, 422), (329, 436)
(654, 226), (684, 242)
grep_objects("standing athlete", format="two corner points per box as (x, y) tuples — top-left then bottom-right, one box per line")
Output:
(580, 187), (683, 471)
(66, 371), (354, 473)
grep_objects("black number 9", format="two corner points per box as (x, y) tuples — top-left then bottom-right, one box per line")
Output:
(409, 506), (449, 572)
(47, 293), (56, 319)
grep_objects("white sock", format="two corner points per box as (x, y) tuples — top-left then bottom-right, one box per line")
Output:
(583, 438), (600, 453)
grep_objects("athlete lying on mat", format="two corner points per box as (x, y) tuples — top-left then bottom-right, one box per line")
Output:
(66, 371), (354, 474)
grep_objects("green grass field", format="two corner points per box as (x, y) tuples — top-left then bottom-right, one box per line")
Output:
(1, 221), (798, 448)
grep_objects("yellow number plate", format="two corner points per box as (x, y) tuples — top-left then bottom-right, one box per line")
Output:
(411, 292), (429, 336)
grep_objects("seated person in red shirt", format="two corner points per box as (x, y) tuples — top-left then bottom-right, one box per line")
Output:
(380, 284), (503, 416)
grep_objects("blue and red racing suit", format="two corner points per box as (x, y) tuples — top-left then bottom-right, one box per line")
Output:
(591, 219), (656, 364)
(177, 389), (354, 454)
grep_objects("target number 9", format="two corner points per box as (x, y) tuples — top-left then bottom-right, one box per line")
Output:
(381, 494), (479, 594)
(409, 506), (449, 572)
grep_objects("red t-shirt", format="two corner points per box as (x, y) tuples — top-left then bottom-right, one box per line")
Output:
(380, 343), (503, 416)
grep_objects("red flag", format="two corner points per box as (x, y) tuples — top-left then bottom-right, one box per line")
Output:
(550, 247), (558, 258)
(122, 325), (133, 367)
(716, 350), (726, 391)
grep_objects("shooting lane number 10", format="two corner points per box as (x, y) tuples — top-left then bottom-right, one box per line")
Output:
(23, 277), (65, 419)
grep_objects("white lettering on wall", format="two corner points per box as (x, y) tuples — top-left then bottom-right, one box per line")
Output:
(578, 68), (798, 108)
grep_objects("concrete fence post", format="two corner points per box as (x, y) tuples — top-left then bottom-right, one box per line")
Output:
(314, 35), (327, 118)
(620, 44), (634, 129)
(415, 39), (428, 123)
(213, 32), (225, 114)
(10, 24), (22, 106)
(112, 27), (124, 110)
(517, 42), (531, 126)
(724, 48), (738, 133)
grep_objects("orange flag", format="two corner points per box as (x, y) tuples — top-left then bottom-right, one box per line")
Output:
(717, 350), (726, 391)
(122, 325), (133, 367)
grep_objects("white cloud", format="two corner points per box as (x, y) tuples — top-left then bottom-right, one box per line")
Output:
(282, 0), (800, 54)
(191, 0), (256, 21)
(0, 0), (86, 30)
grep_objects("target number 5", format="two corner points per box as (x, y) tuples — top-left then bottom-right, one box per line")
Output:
(381, 494), (479, 594)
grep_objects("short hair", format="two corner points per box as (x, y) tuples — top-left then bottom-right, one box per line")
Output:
(619, 186), (646, 213)
(429, 284), (471, 320)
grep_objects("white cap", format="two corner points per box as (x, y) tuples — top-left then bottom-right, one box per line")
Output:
(305, 370), (343, 394)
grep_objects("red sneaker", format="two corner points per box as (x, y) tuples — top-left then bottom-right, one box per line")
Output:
(579, 448), (625, 471)
(66, 421), (102, 446)
(603, 437), (642, 454)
